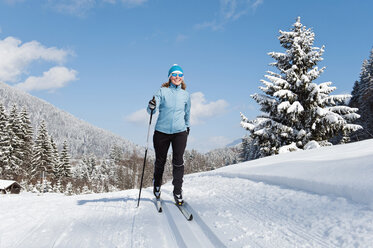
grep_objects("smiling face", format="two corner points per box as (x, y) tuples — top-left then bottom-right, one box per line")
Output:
(170, 72), (184, 86)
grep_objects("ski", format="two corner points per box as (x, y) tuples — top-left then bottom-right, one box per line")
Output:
(176, 203), (193, 221)
(155, 198), (162, 213)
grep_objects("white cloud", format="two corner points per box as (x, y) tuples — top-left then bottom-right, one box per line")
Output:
(196, 0), (264, 31)
(46, 0), (96, 16)
(15, 66), (78, 92)
(120, 0), (147, 5)
(0, 36), (71, 83)
(252, 0), (264, 9)
(47, 0), (147, 16)
(195, 21), (221, 31)
(191, 92), (228, 125)
(126, 108), (149, 125)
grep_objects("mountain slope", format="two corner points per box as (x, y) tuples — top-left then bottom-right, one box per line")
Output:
(0, 82), (142, 157)
(1, 139), (373, 247)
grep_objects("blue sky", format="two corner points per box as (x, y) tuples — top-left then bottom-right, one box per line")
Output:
(0, 0), (372, 152)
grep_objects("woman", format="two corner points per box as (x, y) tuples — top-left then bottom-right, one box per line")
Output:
(147, 64), (191, 205)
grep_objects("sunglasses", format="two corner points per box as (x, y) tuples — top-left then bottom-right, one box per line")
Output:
(171, 73), (184, 77)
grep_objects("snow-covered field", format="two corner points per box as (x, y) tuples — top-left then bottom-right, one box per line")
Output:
(1, 139), (373, 248)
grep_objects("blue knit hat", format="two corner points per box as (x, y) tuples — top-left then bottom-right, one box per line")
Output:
(168, 64), (184, 77)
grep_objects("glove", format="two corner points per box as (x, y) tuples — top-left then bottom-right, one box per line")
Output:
(186, 127), (190, 135)
(148, 97), (156, 111)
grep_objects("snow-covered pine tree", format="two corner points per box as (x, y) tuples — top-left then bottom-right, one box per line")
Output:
(239, 135), (251, 162)
(60, 141), (72, 178)
(110, 145), (125, 165)
(89, 157), (97, 176)
(241, 17), (362, 157)
(0, 103), (10, 178)
(65, 182), (73, 195)
(50, 137), (60, 179)
(99, 160), (111, 192)
(54, 180), (63, 193)
(73, 158), (87, 180)
(34, 180), (42, 193)
(43, 179), (53, 193)
(31, 120), (54, 180)
(82, 185), (91, 194)
(238, 134), (260, 162)
(349, 48), (373, 140)
(5, 104), (23, 180)
(74, 156), (95, 182)
(19, 107), (34, 179)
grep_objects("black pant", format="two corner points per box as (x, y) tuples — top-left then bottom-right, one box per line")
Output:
(153, 130), (188, 194)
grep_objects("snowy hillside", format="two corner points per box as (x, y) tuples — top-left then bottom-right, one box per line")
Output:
(0, 82), (142, 157)
(1, 139), (373, 247)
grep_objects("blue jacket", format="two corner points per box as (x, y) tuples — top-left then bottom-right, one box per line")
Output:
(147, 83), (191, 134)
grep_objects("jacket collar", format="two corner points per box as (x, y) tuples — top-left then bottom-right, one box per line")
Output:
(170, 82), (181, 90)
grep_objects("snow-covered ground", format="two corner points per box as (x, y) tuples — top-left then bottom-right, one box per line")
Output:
(1, 139), (373, 248)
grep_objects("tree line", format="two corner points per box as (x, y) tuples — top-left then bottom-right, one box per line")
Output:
(1, 102), (238, 195)
(66, 146), (239, 195)
(349, 49), (373, 141)
(0, 103), (72, 191)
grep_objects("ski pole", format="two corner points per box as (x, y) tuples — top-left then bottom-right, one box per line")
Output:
(137, 108), (154, 207)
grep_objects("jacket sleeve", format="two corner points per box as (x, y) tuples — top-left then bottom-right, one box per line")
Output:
(184, 92), (191, 127)
(147, 88), (162, 114)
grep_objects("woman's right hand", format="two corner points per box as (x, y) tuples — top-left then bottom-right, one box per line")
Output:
(148, 97), (156, 110)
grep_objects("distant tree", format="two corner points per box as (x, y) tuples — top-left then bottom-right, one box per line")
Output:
(74, 157), (91, 181)
(349, 48), (373, 140)
(50, 137), (60, 179)
(89, 157), (97, 177)
(241, 17), (361, 158)
(65, 182), (73, 195)
(53, 180), (63, 193)
(31, 120), (54, 180)
(5, 104), (23, 179)
(204, 147), (240, 168)
(19, 107), (34, 179)
(239, 135), (251, 162)
(184, 149), (208, 173)
(0, 103), (10, 178)
(60, 141), (72, 178)
(110, 145), (125, 165)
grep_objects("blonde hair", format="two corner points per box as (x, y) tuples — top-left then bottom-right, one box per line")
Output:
(162, 80), (186, 90)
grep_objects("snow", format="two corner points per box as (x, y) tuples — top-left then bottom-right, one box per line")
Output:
(277, 101), (291, 111)
(1, 139), (373, 247)
(240, 122), (255, 131)
(301, 74), (310, 83)
(274, 90), (295, 99)
(215, 139), (373, 210)
(278, 142), (299, 153)
(304, 140), (320, 150)
(324, 113), (340, 124)
(287, 101), (304, 114)
(0, 179), (17, 189)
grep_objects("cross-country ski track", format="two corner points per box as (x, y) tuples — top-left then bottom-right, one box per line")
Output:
(1, 139), (373, 247)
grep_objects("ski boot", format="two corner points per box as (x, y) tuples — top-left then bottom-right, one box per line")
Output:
(173, 192), (184, 206)
(153, 185), (161, 199)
